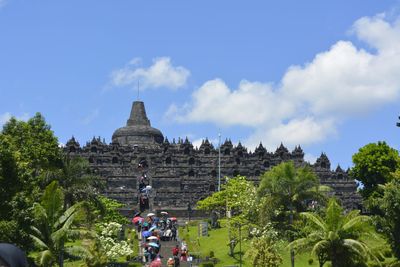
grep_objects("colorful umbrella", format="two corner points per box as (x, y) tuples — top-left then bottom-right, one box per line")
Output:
(142, 231), (151, 238)
(149, 225), (157, 232)
(132, 216), (143, 224)
(147, 212), (155, 217)
(148, 242), (159, 248)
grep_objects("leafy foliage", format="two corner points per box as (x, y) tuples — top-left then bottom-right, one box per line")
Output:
(0, 113), (62, 250)
(197, 175), (257, 218)
(290, 199), (381, 267)
(30, 181), (85, 267)
(380, 171), (400, 259)
(197, 176), (257, 256)
(350, 141), (400, 199)
(257, 161), (327, 231)
(95, 196), (129, 224)
(42, 155), (104, 209)
(245, 234), (282, 267)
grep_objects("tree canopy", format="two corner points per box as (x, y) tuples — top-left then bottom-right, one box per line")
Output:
(350, 141), (400, 199)
(257, 161), (327, 228)
(0, 113), (62, 250)
(196, 175), (257, 219)
(380, 170), (400, 259)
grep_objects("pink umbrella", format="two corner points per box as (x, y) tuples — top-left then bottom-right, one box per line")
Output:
(132, 216), (143, 224)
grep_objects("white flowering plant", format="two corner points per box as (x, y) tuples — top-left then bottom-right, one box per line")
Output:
(94, 222), (134, 261)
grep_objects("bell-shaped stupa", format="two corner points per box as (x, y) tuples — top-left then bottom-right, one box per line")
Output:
(112, 101), (164, 146)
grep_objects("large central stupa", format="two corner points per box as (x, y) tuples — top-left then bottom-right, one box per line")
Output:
(112, 101), (164, 146)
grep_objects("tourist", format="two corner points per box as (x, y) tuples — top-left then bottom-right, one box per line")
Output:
(167, 257), (175, 267)
(149, 256), (161, 267)
(172, 244), (179, 256)
(180, 247), (188, 262)
(171, 224), (177, 241)
(173, 255), (180, 267)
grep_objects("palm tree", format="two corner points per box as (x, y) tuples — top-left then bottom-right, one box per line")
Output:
(258, 161), (328, 267)
(289, 199), (380, 267)
(43, 156), (103, 209)
(30, 181), (85, 267)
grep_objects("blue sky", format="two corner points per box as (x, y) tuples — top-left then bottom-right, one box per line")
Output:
(1, 1), (400, 169)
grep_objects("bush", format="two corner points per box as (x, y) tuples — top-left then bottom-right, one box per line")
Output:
(308, 258), (314, 265)
(200, 262), (214, 267)
(383, 249), (393, 258)
(209, 250), (215, 258)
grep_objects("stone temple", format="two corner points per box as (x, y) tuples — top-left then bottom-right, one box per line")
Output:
(64, 101), (362, 216)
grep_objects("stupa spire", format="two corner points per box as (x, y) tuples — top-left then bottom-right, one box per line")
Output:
(126, 101), (150, 126)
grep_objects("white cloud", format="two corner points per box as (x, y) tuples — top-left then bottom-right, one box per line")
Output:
(192, 138), (203, 149)
(171, 79), (293, 127)
(0, 112), (12, 128)
(167, 13), (400, 150)
(304, 153), (318, 164)
(192, 137), (219, 149)
(244, 117), (337, 150)
(110, 57), (190, 90)
(0, 112), (30, 129)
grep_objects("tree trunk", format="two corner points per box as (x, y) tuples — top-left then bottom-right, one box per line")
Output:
(229, 239), (236, 256)
(331, 249), (338, 267)
(59, 240), (64, 267)
(289, 188), (295, 267)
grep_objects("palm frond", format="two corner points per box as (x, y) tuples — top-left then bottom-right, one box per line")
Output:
(342, 215), (371, 231)
(55, 202), (81, 228)
(30, 234), (49, 249)
(30, 226), (45, 240)
(65, 245), (88, 259)
(300, 212), (326, 231)
(311, 240), (330, 257)
(343, 239), (368, 257)
(52, 208), (79, 241)
(37, 249), (54, 267)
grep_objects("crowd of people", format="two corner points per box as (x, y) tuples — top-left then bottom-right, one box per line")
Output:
(134, 161), (191, 267)
(132, 211), (190, 267)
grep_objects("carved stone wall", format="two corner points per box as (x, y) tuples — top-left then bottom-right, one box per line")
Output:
(64, 137), (362, 211)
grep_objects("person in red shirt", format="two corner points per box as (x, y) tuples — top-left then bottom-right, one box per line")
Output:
(172, 245), (179, 256)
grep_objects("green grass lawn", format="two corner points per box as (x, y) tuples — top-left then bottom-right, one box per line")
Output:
(182, 221), (395, 267)
(183, 223), (316, 267)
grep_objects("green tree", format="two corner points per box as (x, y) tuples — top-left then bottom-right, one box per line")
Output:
(30, 181), (85, 267)
(43, 156), (103, 209)
(380, 171), (400, 260)
(257, 161), (328, 267)
(350, 141), (399, 199)
(197, 176), (257, 218)
(0, 113), (62, 250)
(197, 176), (257, 256)
(1, 113), (62, 181)
(290, 199), (380, 267)
(257, 161), (327, 227)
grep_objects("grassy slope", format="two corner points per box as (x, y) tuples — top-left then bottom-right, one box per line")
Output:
(183, 222), (394, 267)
